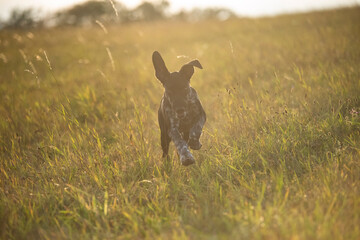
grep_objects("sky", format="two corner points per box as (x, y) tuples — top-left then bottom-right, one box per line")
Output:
(0, 0), (359, 20)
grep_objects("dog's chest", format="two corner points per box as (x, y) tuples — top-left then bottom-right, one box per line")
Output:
(161, 88), (201, 128)
(179, 102), (199, 127)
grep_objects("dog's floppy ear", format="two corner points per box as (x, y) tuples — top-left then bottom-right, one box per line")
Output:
(179, 60), (203, 80)
(152, 51), (170, 84)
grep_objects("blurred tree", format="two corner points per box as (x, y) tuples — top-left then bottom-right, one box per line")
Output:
(202, 8), (236, 21)
(3, 8), (42, 29)
(173, 8), (236, 22)
(55, 0), (127, 26)
(54, 0), (171, 26)
(131, 1), (169, 21)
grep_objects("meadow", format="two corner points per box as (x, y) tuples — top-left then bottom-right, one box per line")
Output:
(0, 7), (359, 239)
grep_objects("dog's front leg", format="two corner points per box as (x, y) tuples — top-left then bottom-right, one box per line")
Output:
(168, 118), (195, 166)
(188, 101), (206, 150)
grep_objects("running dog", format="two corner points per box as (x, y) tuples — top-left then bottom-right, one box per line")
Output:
(152, 51), (206, 166)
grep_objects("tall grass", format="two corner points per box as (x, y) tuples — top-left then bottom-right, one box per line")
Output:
(0, 7), (359, 239)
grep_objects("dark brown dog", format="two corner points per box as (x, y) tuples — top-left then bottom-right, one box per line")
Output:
(152, 51), (206, 166)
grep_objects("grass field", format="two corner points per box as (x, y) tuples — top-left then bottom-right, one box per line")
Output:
(0, 6), (360, 239)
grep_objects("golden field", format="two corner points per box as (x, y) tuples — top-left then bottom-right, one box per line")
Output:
(0, 7), (359, 239)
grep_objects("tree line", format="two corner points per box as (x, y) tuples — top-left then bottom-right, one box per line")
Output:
(1, 0), (236, 29)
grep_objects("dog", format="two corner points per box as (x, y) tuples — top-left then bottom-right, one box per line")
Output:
(152, 51), (206, 166)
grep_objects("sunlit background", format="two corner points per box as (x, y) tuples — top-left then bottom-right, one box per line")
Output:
(0, 0), (359, 19)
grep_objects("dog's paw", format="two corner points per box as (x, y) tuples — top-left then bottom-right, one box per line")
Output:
(188, 139), (202, 150)
(181, 157), (195, 166)
(180, 154), (195, 166)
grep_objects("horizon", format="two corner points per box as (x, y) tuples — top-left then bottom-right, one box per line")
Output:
(0, 0), (359, 20)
